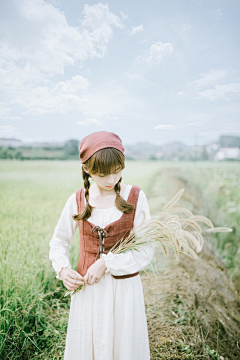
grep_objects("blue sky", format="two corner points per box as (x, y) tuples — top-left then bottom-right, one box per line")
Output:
(0, 0), (239, 146)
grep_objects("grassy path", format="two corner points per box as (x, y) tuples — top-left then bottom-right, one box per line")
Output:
(142, 168), (240, 360)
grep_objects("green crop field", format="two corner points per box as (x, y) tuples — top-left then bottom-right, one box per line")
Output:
(171, 162), (240, 284)
(0, 160), (239, 359)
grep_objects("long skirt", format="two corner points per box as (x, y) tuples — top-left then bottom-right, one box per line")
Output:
(64, 273), (150, 360)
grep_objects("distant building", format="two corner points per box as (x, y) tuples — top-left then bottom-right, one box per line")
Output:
(206, 142), (219, 154)
(0, 138), (23, 148)
(214, 147), (240, 161)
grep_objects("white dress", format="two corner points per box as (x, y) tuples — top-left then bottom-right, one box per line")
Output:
(49, 184), (154, 360)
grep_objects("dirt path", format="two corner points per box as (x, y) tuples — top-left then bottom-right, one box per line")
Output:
(142, 168), (240, 360)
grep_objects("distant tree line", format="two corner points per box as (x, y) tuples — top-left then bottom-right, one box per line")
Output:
(0, 135), (239, 161)
(219, 135), (240, 148)
(0, 140), (79, 160)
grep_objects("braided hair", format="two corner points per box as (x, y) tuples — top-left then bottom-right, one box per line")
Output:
(72, 167), (94, 221)
(73, 148), (134, 221)
(114, 176), (134, 214)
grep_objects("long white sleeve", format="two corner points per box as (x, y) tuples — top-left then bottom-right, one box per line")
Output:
(49, 186), (154, 279)
(101, 190), (154, 276)
(49, 193), (78, 279)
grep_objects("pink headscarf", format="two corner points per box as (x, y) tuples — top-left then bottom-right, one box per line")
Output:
(79, 131), (125, 163)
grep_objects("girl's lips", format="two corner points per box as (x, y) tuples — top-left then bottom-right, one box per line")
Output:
(106, 185), (114, 188)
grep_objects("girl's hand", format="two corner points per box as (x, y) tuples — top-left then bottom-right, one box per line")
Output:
(60, 268), (85, 291)
(84, 258), (107, 285)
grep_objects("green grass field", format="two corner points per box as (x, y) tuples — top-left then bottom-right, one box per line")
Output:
(0, 160), (239, 359)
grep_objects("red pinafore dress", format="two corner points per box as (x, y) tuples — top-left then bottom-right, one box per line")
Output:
(76, 185), (141, 279)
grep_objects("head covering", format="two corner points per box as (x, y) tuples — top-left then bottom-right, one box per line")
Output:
(79, 131), (125, 163)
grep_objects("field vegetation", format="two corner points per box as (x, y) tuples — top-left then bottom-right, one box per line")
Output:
(0, 160), (239, 359)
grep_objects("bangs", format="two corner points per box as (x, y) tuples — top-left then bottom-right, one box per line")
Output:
(86, 148), (125, 175)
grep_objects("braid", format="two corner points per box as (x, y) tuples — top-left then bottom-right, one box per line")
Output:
(83, 170), (91, 204)
(73, 168), (94, 221)
(115, 176), (121, 195)
(115, 177), (135, 214)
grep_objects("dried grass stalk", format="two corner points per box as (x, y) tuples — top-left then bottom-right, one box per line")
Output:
(205, 227), (232, 233)
(65, 188), (232, 296)
(188, 215), (214, 228)
(162, 189), (185, 211)
(167, 206), (194, 217)
(179, 219), (203, 233)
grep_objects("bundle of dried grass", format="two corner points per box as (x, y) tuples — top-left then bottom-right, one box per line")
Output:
(65, 188), (232, 296)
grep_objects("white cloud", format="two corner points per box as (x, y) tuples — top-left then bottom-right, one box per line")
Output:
(0, 125), (16, 133)
(111, 116), (125, 121)
(147, 41), (173, 64)
(84, 110), (108, 118)
(190, 70), (240, 102)
(81, 3), (123, 31)
(196, 83), (240, 101)
(2, 72), (139, 119)
(11, 76), (91, 116)
(19, 77), (139, 122)
(154, 124), (176, 130)
(182, 24), (192, 31)
(181, 120), (207, 128)
(53, 75), (91, 93)
(82, 111), (124, 123)
(80, 81), (146, 123)
(0, 125), (22, 138)
(0, 1), (125, 118)
(130, 25), (145, 35)
(177, 91), (188, 96)
(120, 11), (128, 21)
(125, 72), (143, 81)
(213, 9), (222, 20)
(78, 118), (101, 126)
(13, 76), (143, 119)
(193, 70), (228, 88)
(0, 3), (123, 85)
(0, 105), (11, 118)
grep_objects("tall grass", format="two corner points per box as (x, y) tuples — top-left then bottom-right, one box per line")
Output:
(172, 161), (240, 289)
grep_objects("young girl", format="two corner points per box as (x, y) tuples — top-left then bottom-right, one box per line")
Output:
(49, 131), (154, 360)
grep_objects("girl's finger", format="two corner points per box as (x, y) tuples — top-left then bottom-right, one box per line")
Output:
(70, 269), (84, 280)
(64, 280), (78, 290)
(72, 270), (85, 281)
(66, 274), (82, 285)
(70, 269), (85, 281)
(64, 283), (77, 291)
(88, 274), (93, 285)
(84, 272), (89, 283)
(70, 278), (84, 286)
(90, 276), (97, 285)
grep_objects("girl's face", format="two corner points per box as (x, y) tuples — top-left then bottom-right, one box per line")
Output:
(91, 167), (123, 191)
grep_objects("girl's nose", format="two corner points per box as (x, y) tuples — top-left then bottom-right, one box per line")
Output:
(107, 174), (114, 184)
